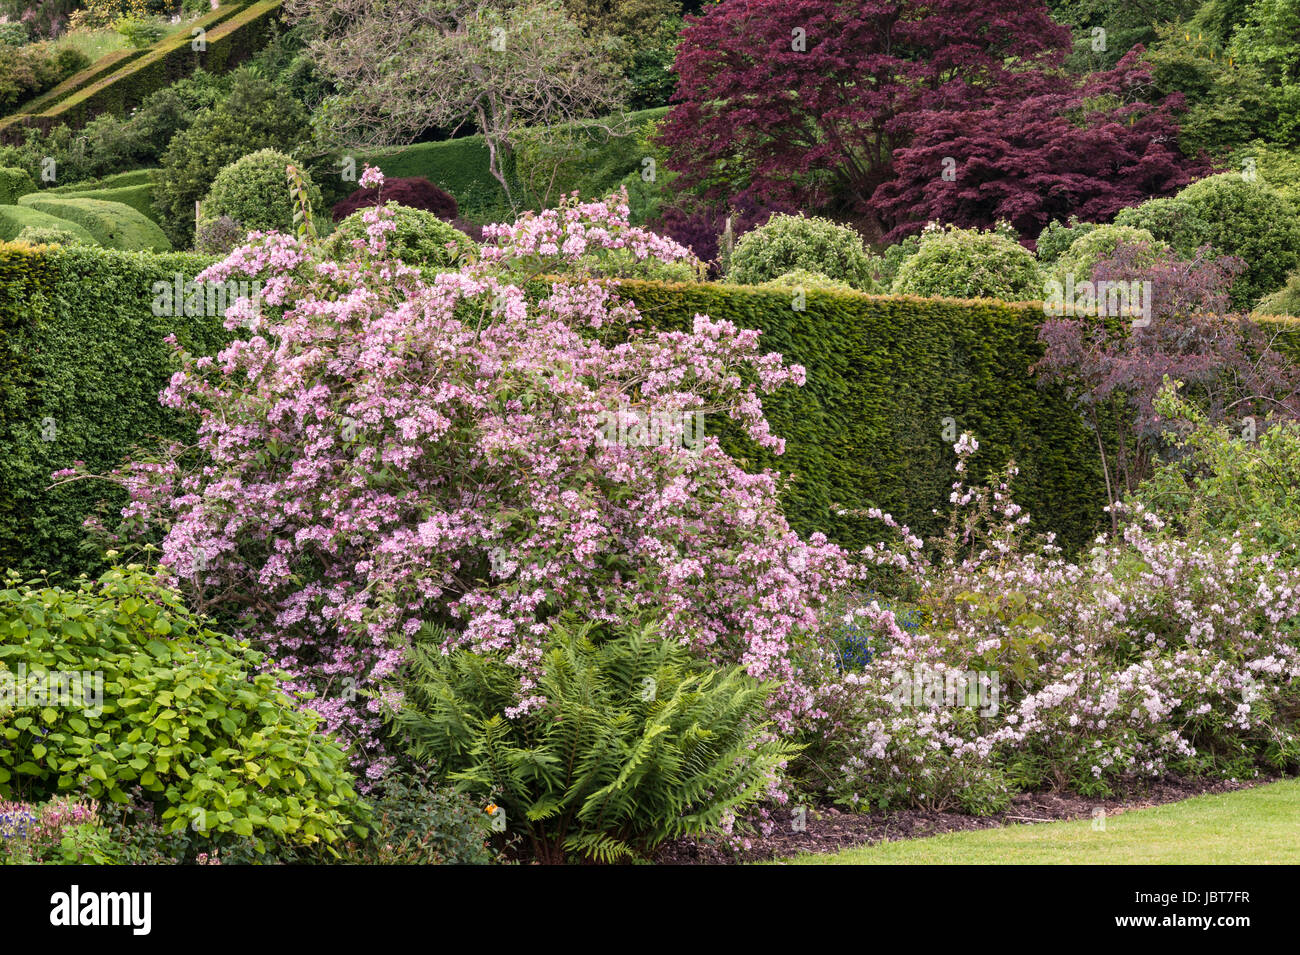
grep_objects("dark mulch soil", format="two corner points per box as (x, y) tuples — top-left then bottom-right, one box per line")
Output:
(653, 774), (1285, 865)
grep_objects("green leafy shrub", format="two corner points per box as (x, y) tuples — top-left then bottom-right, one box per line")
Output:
(1255, 270), (1300, 317)
(1035, 216), (1097, 264)
(1227, 141), (1300, 211)
(0, 41), (88, 112)
(758, 268), (859, 293)
(891, 225), (1040, 300)
(114, 15), (163, 50)
(0, 203), (98, 244)
(1050, 224), (1167, 282)
(1139, 382), (1300, 561)
(336, 771), (500, 865)
(392, 617), (795, 863)
(200, 148), (323, 243)
(1115, 173), (1300, 309)
(0, 565), (367, 852)
(152, 71), (312, 247)
(0, 165), (34, 204)
(13, 225), (90, 246)
(0, 23), (29, 47)
(726, 213), (879, 291)
(18, 194), (170, 251)
(325, 202), (476, 272)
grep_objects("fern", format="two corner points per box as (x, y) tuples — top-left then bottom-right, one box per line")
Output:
(390, 616), (797, 863)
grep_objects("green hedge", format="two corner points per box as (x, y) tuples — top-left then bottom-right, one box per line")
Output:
(0, 205), (97, 245)
(0, 3), (277, 139)
(614, 280), (1111, 551)
(46, 168), (155, 193)
(18, 195), (170, 250)
(12, 244), (1299, 578)
(357, 107), (669, 224)
(43, 182), (158, 224)
(0, 165), (35, 204)
(0, 243), (225, 577)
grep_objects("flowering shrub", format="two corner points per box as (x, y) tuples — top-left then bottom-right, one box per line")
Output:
(0, 797), (110, 864)
(87, 169), (861, 778)
(809, 434), (1300, 813)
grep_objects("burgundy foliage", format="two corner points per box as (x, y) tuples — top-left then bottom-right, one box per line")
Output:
(650, 194), (792, 268)
(873, 51), (1206, 240)
(331, 176), (460, 222)
(1035, 241), (1299, 514)
(659, 0), (1072, 218)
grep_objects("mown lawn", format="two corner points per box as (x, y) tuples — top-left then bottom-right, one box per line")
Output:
(771, 778), (1300, 865)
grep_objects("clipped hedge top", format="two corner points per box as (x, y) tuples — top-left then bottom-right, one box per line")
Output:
(18, 194), (170, 252)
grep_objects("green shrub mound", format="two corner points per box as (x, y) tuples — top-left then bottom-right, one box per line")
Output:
(0, 204), (98, 245)
(1115, 173), (1300, 310)
(1254, 270), (1300, 317)
(51, 183), (157, 223)
(1051, 224), (1168, 283)
(18, 194), (170, 251)
(759, 268), (859, 293)
(13, 225), (90, 246)
(726, 213), (880, 291)
(0, 565), (367, 852)
(325, 203), (477, 272)
(393, 617), (795, 863)
(1035, 217), (1097, 265)
(200, 148), (323, 242)
(0, 165), (35, 205)
(891, 226), (1041, 300)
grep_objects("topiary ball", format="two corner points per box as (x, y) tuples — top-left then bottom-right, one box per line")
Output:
(759, 269), (859, 293)
(725, 213), (879, 291)
(324, 202), (477, 272)
(199, 148), (323, 242)
(891, 226), (1041, 300)
(1051, 224), (1168, 283)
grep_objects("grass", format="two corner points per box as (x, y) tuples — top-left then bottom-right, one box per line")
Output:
(50, 19), (195, 64)
(772, 777), (1300, 865)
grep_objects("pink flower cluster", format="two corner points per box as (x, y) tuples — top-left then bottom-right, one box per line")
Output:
(102, 170), (859, 776)
(816, 436), (1300, 811)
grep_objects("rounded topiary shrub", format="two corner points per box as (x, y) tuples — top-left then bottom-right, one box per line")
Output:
(725, 213), (879, 291)
(1116, 174), (1300, 310)
(0, 166), (36, 205)
(891, 226), (1041, 300)
(1052, 224), (1168, 283)
(332, 176), (459, 222)
(1254, 269), (1300, 317)
(325, 202), (477, 271)
(200, 149), (323, 242)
